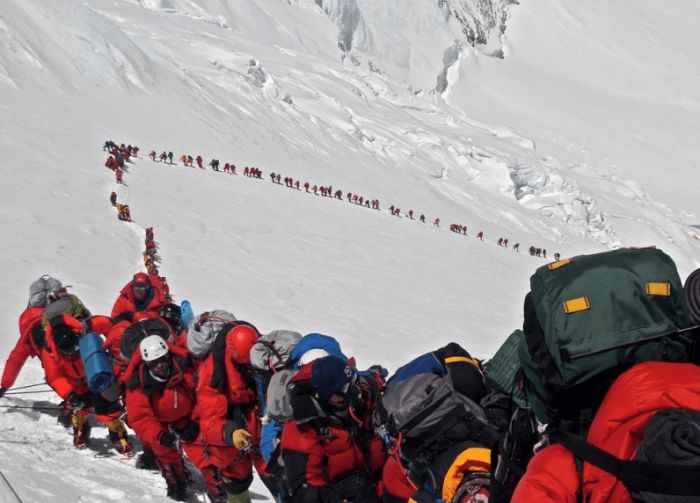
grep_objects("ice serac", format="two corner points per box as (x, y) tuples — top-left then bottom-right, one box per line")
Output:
(508, 160), (620, 247)
(313, 0), (514, 90)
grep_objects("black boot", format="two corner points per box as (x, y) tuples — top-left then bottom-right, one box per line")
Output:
(159, 459), (188, 501)
(135, 446), (158, 470)
(57, 401), (73, 428)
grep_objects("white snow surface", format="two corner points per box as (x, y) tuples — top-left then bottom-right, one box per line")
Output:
(0, 0), (698, 501)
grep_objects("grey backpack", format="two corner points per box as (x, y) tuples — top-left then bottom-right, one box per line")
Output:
(187, 310), (237, 358)
(265, 369), (296, 422)
(374, 350), (487, 440)
(29, 275), (64, 307)
(250, 330), (302, 372)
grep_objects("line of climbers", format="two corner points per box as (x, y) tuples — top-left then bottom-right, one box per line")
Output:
(2, 247), (700, 503)
(106, 143), (171, 301)
(143, 226), (170, 293)
(105, 142), (139, 222)
(142, 146), (559, 260)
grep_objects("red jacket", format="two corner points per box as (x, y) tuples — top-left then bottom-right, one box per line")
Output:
(280, 364), (386, 502)
(111, 278), (167, 319)
(513, 362), (700, 503)
(125, 344), (195, 449)
(39, 313), (114, 399)
(40, 314), (89, 399)
(103, 319), (133, 379)
(1, 307), (45, 389)
(195, 325), (261, 472)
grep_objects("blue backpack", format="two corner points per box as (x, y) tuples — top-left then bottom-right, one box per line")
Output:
(287, 333), (347, 368)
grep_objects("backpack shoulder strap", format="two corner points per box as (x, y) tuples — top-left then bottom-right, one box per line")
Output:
(551, 429), (700, 496)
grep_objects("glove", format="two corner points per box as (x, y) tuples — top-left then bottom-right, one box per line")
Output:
(179, 421), (200, 442)
(232, 428), (252, 450)
(68, 392), (90, 410)
(159, 430), (178, 448)
(0, 387), (6, 398)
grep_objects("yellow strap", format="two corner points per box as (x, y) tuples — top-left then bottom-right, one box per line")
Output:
(563, 296), (590, 314)
(548, 258), (572, 270)
(445, 356), (479, 368)
(646, 282), (671, 296)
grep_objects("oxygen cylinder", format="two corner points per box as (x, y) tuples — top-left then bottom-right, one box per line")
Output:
(180, 300), (194, 330)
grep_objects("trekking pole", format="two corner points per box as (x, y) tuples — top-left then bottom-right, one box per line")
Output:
(0, 404), (61, 411)
(5, 383), (49, 391)
(2, 390), (54, 396)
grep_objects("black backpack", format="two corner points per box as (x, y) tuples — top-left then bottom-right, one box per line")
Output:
(120, 318), (172, 361)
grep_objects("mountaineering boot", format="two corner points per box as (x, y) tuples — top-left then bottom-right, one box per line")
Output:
(104, 418), (134, 456)
(159, 459), (188, 501)
(57, 401), (73, 429)
(135, 446), (159, 470)
(225, 490), (251, 503)
(72, 414), (91, 449)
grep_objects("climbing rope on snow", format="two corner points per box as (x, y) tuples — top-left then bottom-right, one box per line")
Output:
(0, 471), (23, 503)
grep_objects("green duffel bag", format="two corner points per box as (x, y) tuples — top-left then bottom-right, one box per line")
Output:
(483, 329), (528, 408)
(519, 247), (692, 425)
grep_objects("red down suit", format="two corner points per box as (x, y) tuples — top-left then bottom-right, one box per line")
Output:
(512, 361), (700, 503)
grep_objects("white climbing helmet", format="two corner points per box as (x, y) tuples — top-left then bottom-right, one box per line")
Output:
(140, 335), (169, 362)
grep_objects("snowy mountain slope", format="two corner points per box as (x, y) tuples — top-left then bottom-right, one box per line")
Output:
(447, 0), (700, 218)
(0, 0), (699, 500)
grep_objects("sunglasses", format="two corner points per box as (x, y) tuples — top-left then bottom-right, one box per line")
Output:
(146, 354), (170, 368)
(133, 283), (149, 290)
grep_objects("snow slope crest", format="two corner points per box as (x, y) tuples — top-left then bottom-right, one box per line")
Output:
(0, 0), (156, 91)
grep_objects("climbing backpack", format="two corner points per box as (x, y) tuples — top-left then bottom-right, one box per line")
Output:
(250, 330), (302, 373)
(483, 329), (528, 408)
(28, 275), (64, 307)
(42, 294), (91, 325)
(684, 267), (700, 361)
(264, 368), (296, 422)
(286, 332), (347, 368)
(518, 247), (692, 425)
(186, 310), (237, 358)
(483, 331), (538, 503)
(120, 317), (172, 361)
(375, 343), (493, 445)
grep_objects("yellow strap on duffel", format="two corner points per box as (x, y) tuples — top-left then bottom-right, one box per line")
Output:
(548, 258), (572, 270)
(563, 297), (590, 313)
(646, 282), (671, 296)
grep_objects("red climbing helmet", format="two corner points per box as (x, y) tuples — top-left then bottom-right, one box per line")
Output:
(226, 325), (259, 365)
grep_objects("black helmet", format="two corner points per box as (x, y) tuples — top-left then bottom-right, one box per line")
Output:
(159, 303), (182, 331)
